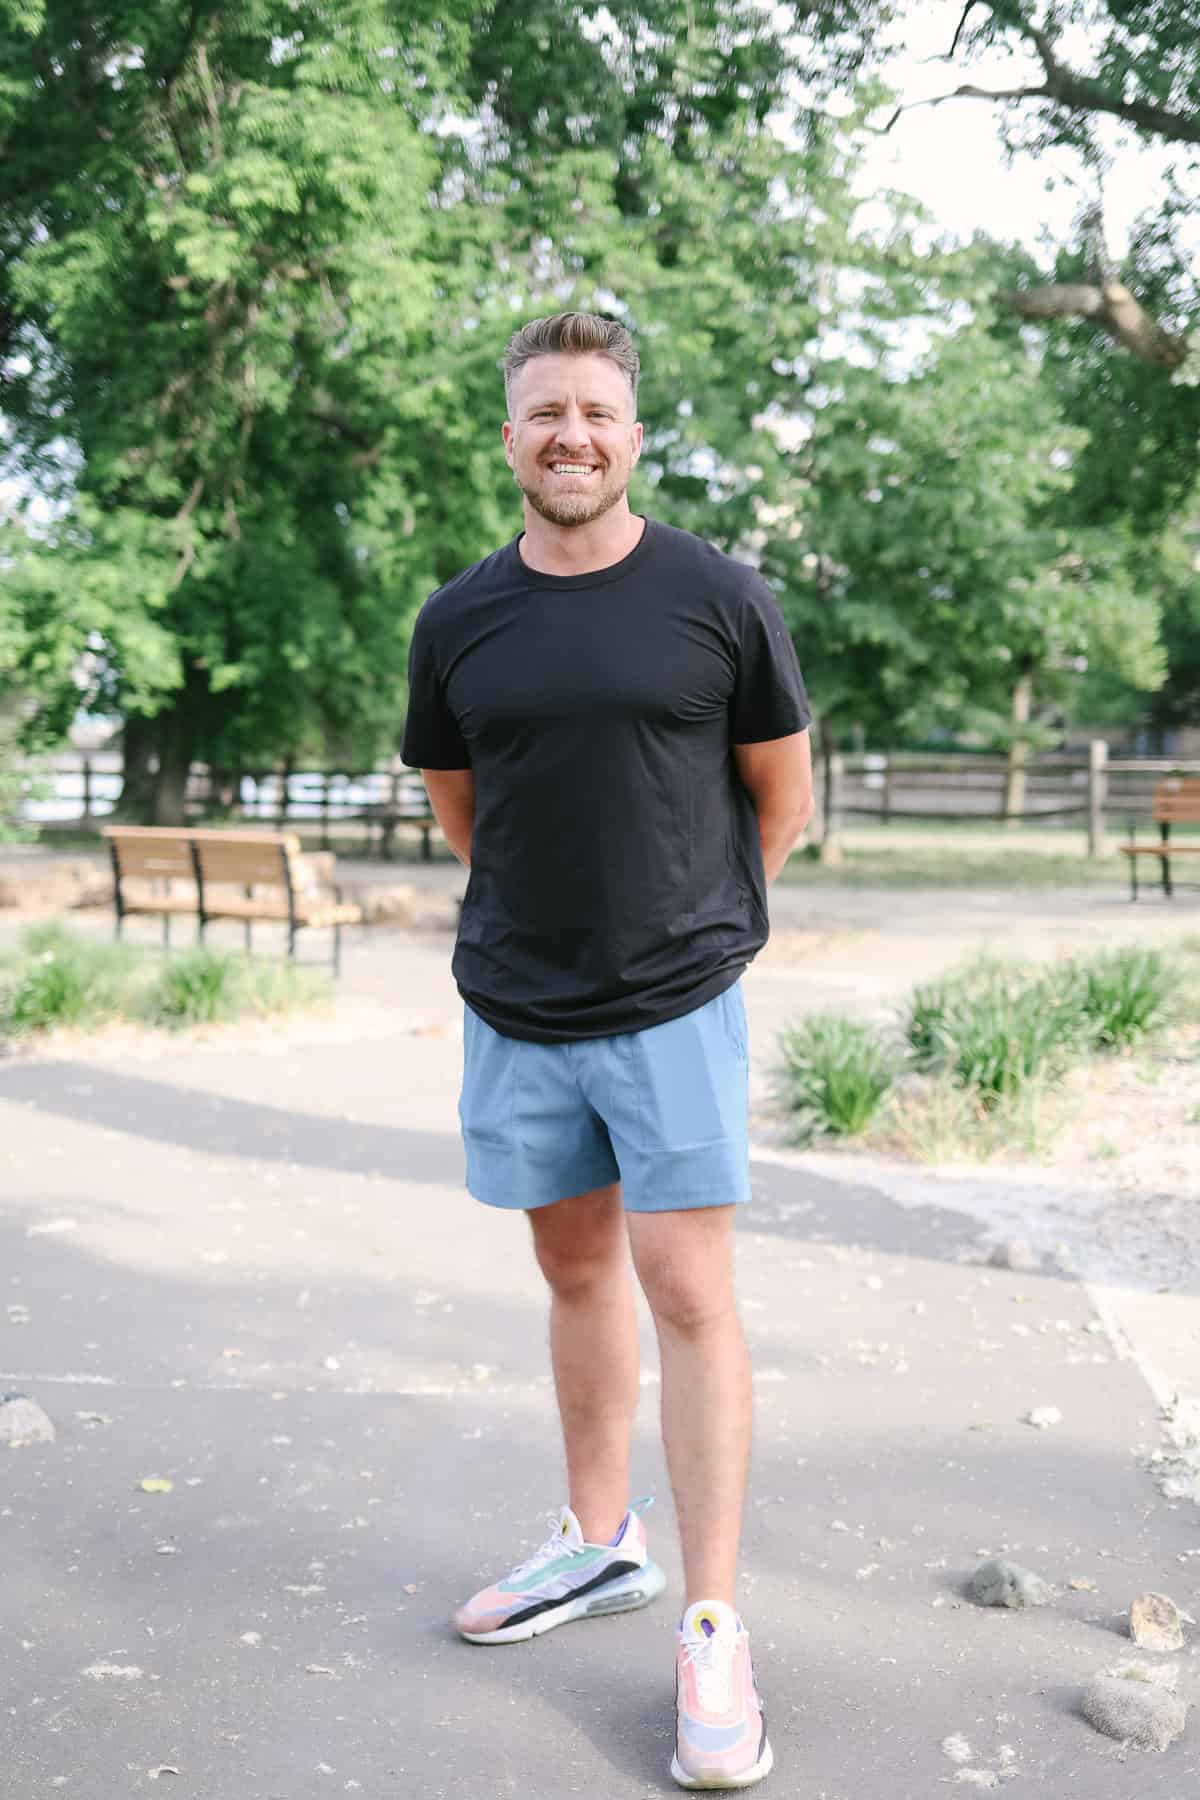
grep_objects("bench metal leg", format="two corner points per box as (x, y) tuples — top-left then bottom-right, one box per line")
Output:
(333, 921), (342, 979)
(162, 912), (171, 950)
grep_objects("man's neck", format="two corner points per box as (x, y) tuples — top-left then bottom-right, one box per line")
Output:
(517, 504), (646, 577)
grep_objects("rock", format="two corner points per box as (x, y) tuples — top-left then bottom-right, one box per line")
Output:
(1130, 1592), (1185, 1652)
(966, 1558), (1051, 1609)
(1021, 1405), (1062, 1429)
(351, 883), (418, 925)
(1081, 1674), (1187, 1751)
(989, 1239), (1040, 1272)
(0, 1394), (56, 1446)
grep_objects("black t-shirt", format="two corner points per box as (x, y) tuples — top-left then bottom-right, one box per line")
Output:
(401, 517), (810, 1042)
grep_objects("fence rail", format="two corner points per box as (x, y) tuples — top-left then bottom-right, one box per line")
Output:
(18, 744), (1200, 859)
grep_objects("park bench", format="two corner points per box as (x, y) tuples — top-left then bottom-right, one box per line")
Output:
(1120, 777), (1200, 900)
(101, 826), (364, 974)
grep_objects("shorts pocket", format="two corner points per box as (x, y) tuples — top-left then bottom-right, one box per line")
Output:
(721, 983), (749, 1062)
(459, 1007), (517, 1147)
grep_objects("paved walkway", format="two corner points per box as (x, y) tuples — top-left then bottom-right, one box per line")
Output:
(2, 892), (1199, 1794)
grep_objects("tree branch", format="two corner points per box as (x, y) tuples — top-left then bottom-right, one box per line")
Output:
(941, 2), (1200, 146)
(1006, 281), (1190, 368)
(885, 83), (1050, 132)
(948, 1), (984, 61)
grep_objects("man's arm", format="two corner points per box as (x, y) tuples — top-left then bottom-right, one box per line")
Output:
(421, 768), (475, 868)
(733, 729), (814, 885)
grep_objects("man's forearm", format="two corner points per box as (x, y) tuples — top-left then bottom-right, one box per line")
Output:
(757, 805), (813, 885)
(440, 820), (472, 868)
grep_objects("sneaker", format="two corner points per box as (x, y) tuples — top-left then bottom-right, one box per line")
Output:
(454, 1498), (666, 1644)
(671, 1599), (773, 1789)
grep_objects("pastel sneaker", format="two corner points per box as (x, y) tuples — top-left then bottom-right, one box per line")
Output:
(454, 1499), (665, 1644)
(672, 1599), (773, 1789)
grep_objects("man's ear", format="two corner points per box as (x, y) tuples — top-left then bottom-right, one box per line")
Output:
(630, 420), (644, 465)
(502, 420), (515, 467)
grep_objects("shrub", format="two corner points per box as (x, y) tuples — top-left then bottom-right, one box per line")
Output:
(0, 924), (139, 1035)
(776, 1013), (895, 1146)
(141, 946), (328, 1028)
(1060, 946), (1175, 1051)
(902, 961), (1083, 1112)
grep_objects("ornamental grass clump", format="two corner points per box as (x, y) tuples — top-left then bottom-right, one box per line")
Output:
(141, 945), (328, 1028)
(902, 961), (1083, 1113)
(0, 923), (139, 1036)
(1060, 945), (1176, 1051)
(776, 1013), (895, 1146)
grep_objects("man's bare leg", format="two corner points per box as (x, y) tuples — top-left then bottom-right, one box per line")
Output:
(528, 1183), (640, 1545)
(626, 1204), (750, 1607)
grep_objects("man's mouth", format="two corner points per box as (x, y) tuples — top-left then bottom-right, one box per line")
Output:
(546, 462), (599, 475)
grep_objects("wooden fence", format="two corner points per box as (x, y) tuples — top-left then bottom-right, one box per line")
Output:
(21, 743), (1200, 859)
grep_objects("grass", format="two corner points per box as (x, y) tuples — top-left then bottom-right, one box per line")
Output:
(1053, 945), (1177, 1051)
(0, 922), (140, 1035)
(900, 959), (1084, 1110)
(774, 1013), (897, 1147)
(778, 844), (1128, 891)
(0, 923), (330, 1039)
(779, 943), (1183, 1156)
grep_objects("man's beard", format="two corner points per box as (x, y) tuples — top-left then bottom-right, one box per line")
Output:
(517, 462), (628, 528)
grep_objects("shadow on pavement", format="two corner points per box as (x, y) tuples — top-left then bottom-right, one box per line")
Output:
(6, 1060), (1024, 1276)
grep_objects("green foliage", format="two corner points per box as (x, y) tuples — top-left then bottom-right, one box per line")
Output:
(901, 959), (1087, 1109)
(767, 310), (1166, 746)
(1053, 946), (1177, 1051)
(775, 1012), (896, 1145)
(141, 945), (328, 1028)
(902, 946), (1177, 1115)
(0, 922), (328, 1035)
(1, 0), (1196, 799)
(0, 923), (138, 1034)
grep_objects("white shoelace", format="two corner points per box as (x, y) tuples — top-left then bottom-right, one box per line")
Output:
(681, 1624), (738, 1714)
(508, 1515), (585, 1584)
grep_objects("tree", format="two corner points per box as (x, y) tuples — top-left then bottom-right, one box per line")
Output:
(762, 310), (1164, 755)
(0, 0), (477, 818)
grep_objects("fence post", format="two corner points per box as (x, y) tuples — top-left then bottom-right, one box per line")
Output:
(1087, 739), (1108, 859)
(881, 756), (892, 827)
(820, 749), (844, 865)
(81, 755), (92, 820)
(320, 772), (331, 850)
(276, 756), (292, 828)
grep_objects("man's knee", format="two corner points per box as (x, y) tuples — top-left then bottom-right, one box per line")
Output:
(629, 1209), (738, 1334)
(528, 1186), (625, 1297)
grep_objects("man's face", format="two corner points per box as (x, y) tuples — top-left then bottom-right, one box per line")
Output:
(503, 352), (643, 528)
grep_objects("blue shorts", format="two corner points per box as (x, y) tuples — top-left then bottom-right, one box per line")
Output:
(459, 982), (751, 1213)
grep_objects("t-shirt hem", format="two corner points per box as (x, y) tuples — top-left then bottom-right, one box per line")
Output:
(458, 965), (747, 1044)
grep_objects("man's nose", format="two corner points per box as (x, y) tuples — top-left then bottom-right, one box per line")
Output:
(553, 410), (591, 450)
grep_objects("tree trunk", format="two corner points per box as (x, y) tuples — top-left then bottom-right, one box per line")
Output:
(118, 715), (159, 823)
(815, 720), (844, 865)
(1002, 672), (1033, 828)
(118, 702), (198, 824)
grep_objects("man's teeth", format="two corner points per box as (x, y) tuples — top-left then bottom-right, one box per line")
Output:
(549, 463), (596, 473)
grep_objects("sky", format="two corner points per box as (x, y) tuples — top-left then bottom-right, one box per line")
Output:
(860, 0), (1177, 259)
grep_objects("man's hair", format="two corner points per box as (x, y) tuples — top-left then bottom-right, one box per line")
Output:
(503, 312), (639, 416)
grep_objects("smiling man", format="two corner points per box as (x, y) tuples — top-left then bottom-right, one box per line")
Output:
(402, 312), (812, 1790)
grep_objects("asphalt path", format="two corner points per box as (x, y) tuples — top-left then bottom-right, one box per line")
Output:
(2, 940), (1198, 1796)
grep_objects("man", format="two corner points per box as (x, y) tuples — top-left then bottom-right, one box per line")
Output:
(401, 311), (812, 1790)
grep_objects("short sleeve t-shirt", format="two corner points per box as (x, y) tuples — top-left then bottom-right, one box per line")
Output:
(401, 517), (810, 1042)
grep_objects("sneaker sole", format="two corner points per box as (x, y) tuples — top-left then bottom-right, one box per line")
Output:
(670, 1738), (774, 1789)
(458, 1559), (667, 1645)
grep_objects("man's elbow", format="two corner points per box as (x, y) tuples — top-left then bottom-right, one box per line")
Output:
(786, 793), (815, 838)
